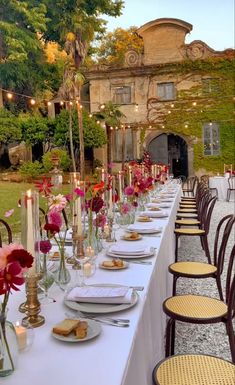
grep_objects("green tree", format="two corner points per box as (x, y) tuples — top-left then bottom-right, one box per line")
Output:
(54, 108), (107, 149)
(0, 108), (21, 143)
(95, 27), (143, 65)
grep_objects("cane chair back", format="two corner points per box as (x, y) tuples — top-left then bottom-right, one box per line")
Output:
(0, 218), (13, 247)
(200, 174), (209, 188)
(227, 177), (235, 201)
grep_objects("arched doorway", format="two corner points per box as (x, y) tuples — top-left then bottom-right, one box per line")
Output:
(148, 133), (188, 177)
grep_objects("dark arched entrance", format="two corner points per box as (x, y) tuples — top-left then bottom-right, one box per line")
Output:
(148, 133), (188, 177)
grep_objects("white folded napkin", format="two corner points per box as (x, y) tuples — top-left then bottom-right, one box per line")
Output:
(141, 211), (168, 218)
(110, 242), (148, 255)
(146, 203), (161, 208)
(66, 286), (133, 304)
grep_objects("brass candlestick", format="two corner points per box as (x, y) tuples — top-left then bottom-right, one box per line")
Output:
(21, 274), (45, 328)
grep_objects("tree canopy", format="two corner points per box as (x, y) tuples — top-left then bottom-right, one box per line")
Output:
(95, 26), (143, 65)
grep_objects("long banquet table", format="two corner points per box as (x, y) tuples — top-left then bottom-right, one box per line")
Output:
(3, 185), (181, 385)
(209, 176), (229, 201)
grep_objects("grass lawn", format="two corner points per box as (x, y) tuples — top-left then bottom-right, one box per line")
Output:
(0, 181), (70, 241)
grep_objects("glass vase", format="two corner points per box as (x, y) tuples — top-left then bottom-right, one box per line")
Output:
(0, 312), (18, 377)
(53, 247), (71, 289)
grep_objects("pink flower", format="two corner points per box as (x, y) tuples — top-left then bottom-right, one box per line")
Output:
(48, 194), (67, 211)
(48, 209), (63, 229)
(4, 209), (14, 218)
(0, 243), (24, 270)
(93, 214), (106, 228)
(121, 203), (130, 215)
(0, 262), (25, 294)
(74, 188), (85, 197)
(124, 186), (134, 196)
(65, 193), (73, 202)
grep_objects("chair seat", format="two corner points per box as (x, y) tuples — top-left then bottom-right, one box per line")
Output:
(177, 209), (197, 213)
(153, 354), (235, 385)
(181, 197), (196, 200)
(169, 261), (217, 276)
(176, 213), (198, 218)
(179, 204), (197, 208)
(175, 219), (200, 225)
(175, 228), (205, 235)
(164, 294), (227, 320)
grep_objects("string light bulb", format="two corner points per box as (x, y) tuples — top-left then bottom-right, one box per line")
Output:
(184, 124), (188, 128)
(96, 120), (100, 124)
(192, 101), (197, 106)
(60, 101), (64, 106)
(170, 103), (174, 108)
(30, 99), (36, 105)
(7, 92), (13, 100)
(100, 104), (105, 110)
(135, 103), (139, 112)
(69, 101), (73, 106)
(89, 113), (92, 118)
(47, 101), (52, 106)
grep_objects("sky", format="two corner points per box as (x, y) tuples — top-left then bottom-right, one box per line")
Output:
(105, 0), (234, 51)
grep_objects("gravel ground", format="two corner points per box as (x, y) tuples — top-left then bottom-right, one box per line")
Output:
(174, 200), (235, 361)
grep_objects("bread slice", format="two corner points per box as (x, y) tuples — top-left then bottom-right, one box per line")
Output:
(53, 319), (80, 336)
(74, 321), (88, 339)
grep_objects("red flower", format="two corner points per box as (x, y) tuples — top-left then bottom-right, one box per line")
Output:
(0, 262), (25, 294)
(93, 181), (105, 194)
(44, 223), (60, 235)
(90, 197), (104, 213)
(35, 177), (54, 196)
(39, 240), (52, 254)
(7, 249), (33, 269)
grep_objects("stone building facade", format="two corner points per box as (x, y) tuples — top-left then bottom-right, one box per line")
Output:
(86, 18), (234, 176)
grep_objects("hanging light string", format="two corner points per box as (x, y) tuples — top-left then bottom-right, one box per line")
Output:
(1, 87), (234, 129)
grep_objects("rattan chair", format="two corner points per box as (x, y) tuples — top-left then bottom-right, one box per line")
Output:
(163, 245), (235, 362)
(227, 176), (235, 202)
(0, 218), (13, 246)
(170, 215), (235, 297)
(176, 187), (209, 227)
(201, 174), (218, 197)
(152, 354), (235, 385)
(182, 176), (198, 197)
(174, 195), (217, 264)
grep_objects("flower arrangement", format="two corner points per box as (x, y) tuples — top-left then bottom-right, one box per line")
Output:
(0, 244), (33, 375)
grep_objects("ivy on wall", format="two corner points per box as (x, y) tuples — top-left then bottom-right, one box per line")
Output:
(153, 57), (235, 173)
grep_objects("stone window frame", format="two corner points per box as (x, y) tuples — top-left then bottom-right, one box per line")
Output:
(111, 82), (134, 105)
(203, 122), (220, 156)
(201, 77), (221, 94)
(156, 82), (176, 101)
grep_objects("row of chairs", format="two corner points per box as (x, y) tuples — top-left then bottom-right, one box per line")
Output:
(152, 182), (235, 384)
(180, 174), (235, 201)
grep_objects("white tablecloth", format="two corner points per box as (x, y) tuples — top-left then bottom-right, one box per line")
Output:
(3, 186), (181, 385)
(209, 176), (229, 201)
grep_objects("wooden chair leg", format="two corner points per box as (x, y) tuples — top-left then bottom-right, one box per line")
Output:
(170, 320), (176, 356)
(216, 276), (224, 301)
(175, 234), (179, 262)
(226, 320), (235, 363)
(202, 235), (211, 264)
(172, 276), (178, 296)
(165, 318), (174, 357)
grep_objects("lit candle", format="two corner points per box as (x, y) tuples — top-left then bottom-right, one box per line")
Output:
(15, 322), (27, 350)
(101, 168), (105, 182)
(83, 262), (92, 277)
(128, 166), (132, 185)
(76, 181), (82, 236)
(26, 190), (35, 274)
(118, 171), (123, 201)
(108, 176), (113, 217)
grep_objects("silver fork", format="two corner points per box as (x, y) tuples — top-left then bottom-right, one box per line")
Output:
(65, 311), (130, 327)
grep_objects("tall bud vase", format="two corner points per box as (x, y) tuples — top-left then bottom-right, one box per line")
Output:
(0, 310), (18, 377)
(54, 246), (71, 290)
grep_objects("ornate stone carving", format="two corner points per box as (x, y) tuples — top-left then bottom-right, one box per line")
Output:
(186, 42), (206, 59)
(124, 50), (142, 67)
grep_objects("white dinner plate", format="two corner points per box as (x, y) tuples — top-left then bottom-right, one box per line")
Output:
(52, 318), (101, 342)
(64, 284), (139, 314)
(106, 250), (155, 259)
